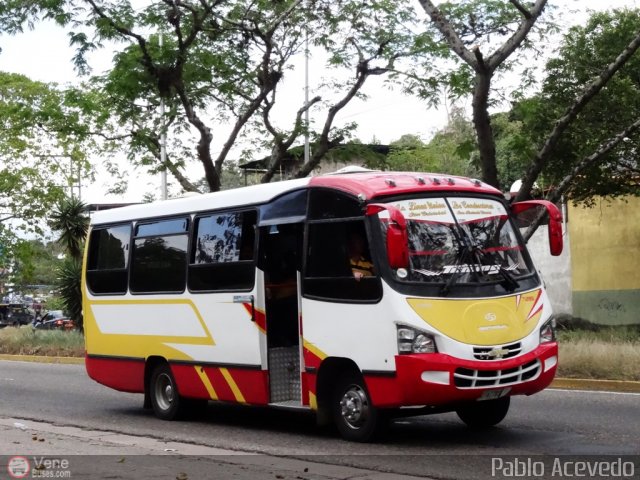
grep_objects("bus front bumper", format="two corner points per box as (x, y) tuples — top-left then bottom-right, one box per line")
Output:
(365, 342), (558, 408)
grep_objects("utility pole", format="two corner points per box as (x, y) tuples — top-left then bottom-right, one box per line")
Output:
(160, 33), (168, 200)
(303, 4), (310, 167)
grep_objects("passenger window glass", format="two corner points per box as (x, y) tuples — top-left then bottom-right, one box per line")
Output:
(308, 189), (362, 220)
(136, 218), (188, 237)
(192, 211), (255, 264)
(130, 217), (189, 294)
(189, 210), (257, 292)
(86, 224), (131, 295)
(130, 235), (188, 293)
(304, 220), (381, 302)
(260, 189), (308, 224)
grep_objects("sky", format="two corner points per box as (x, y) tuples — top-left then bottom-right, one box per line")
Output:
(0, 0), (639, 203)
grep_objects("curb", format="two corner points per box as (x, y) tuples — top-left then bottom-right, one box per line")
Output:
(550, 377), (640, 394)
(0, 354), (84, 365)
(0, 355), (638, 393)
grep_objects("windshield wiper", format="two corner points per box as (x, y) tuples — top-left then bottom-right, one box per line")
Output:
(476, 248), (520, 292)
(439, 227), (481, 296)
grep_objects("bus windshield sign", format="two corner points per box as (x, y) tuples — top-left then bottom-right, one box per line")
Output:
(378, 197), (534, 291)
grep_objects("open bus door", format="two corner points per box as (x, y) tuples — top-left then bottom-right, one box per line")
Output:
(259, 222), (304, 406)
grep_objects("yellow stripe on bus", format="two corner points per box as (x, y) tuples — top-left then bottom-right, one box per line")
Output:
(87, 298), (216, 346)
(309, 391), (317, 410)
(302, 340), (328, 361)
(219, 368), (246, 404)
(195, 366), (219, 401)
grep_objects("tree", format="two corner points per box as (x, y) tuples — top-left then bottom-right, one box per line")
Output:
(414, 2), (640, 208)
(415, 0), (550, 189)
(520, 9), (640, 203)
(0, 0), (419, 194)
(259, 0), (418, 182)
(50, 197), (89, 329)
(386, 108), (478, 175)
(0, 72), (92, 232)
(49, 196), (89, 261)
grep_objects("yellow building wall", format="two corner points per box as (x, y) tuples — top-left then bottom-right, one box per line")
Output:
(569, 196), (640, 325)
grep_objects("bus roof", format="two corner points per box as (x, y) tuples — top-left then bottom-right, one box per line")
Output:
(90, 171), (501, 225)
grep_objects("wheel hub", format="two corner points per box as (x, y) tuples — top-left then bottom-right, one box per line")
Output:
(340, 385), (369, 428)
(155, 373), (175, 411)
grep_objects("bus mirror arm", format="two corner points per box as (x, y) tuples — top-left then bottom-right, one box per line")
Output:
(366, 204), (409, 270)
(511, 200), (563, 256)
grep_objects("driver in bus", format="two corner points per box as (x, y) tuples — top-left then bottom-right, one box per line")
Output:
(348, 231), (374, 280)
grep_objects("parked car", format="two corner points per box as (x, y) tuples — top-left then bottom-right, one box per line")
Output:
(34, 310), (75, 330)
(0, 303), (35, 327)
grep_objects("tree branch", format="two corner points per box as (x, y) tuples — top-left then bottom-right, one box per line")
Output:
(487, 0), (547, 71)
(517, 28), (640, 201)
(418, 0), (478, 68)
(522, 117), (640, 241)
(509, 0), (532, 19)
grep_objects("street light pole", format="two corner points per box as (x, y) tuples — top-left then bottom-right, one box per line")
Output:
(303, 4), (310, 167)
(159, 33), (168, 201)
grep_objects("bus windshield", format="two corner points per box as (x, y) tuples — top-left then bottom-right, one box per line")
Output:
(377, 196), (536, 295)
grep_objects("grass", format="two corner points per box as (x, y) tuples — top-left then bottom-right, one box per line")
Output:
(556, 324), (640, 381)
(0, 326), (84, 357)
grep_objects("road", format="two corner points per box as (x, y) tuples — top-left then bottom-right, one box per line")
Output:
(0, 360), (638, 479)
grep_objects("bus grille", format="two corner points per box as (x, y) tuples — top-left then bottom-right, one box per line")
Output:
(473, 342), (522, 360)
(454, 360), (540, 389)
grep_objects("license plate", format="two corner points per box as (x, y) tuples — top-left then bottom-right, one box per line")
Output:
(478, 387), (511, 401)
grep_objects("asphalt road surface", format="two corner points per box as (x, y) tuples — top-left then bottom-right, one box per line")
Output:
(0, 360), (638, 479)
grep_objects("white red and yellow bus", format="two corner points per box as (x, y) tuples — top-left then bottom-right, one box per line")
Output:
(82, 169), (563, 441)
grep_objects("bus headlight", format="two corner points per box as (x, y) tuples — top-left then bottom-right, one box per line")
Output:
(397, 325), (437, 354)
(539, 318), (556, 344)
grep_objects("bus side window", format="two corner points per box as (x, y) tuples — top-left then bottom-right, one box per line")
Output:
(86, 224), (131, 295)
(188, 210), (257, 292)
(304, 219), (381, 302)
(130, 218), (189, 294)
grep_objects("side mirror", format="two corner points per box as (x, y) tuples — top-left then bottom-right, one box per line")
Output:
(366, 203), (409, 269)
(511, 200), (563, 256)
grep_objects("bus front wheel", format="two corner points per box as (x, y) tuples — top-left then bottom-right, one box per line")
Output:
(331, 372), (381, 442)
(456, 396), (510, 428)
(149, 363), (185, 421)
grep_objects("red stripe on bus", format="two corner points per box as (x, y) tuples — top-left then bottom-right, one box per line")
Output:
(85, 356), (144, 394)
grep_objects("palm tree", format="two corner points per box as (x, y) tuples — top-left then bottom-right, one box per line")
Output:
(50, 197), (88, 330)
(49, 197), (88, 262)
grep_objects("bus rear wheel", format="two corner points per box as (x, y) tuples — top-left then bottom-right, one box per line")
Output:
(456, 396), (510, 428)
(331, 372), (381, 442)
(149, 363), (186, 420)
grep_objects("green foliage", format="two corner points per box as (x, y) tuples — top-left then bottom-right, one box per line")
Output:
(0, 72), (94, 232)
(44, 295), (66, 312)
(49, 197), (88, 262)
(385, 109), (480, 177)
(0, 0), (422, 194)
(492, 111), (537, 190)
(49, 196), (87, 329)
(56, 258), (82, 329)
(533, 8), (640, 201)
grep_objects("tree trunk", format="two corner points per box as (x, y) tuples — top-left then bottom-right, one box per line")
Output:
(473, 71), (499, 188)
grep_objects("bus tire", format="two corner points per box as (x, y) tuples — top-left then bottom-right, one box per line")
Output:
(331, 372), (380, 442)
(149, 363), (185, 421)
(456, 396), (510, 428)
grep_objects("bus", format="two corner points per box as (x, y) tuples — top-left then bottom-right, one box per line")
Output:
(82, 169), (563, 441)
